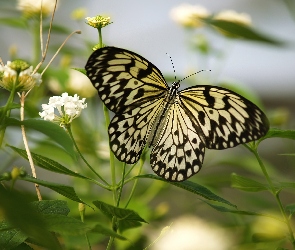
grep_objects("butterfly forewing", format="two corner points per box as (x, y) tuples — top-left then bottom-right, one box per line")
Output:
(179, 86), (269, 149)
(151, 97), (205, 182)
(85, 47), (168, 113)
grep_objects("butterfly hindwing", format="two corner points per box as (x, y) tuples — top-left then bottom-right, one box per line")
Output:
(108, 97), (167, 164)
(151, 96), (205, 182)
(179, 86), (269, 149)
(85, 47), (168, 113)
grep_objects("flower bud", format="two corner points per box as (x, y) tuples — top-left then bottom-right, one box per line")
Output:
(85, 15), (111, 29)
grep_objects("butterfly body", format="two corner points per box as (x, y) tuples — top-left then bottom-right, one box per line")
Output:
(86, 46), (269, 182)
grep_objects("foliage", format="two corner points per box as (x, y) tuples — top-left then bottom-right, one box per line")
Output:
(0, 1), (295, 250)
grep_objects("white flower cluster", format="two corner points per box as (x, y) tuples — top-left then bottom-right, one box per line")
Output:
(214, 10), (252, 26)
(39, 93), (87, 126)
(17, 0), (58, 18)
(0, 61), (42, 92)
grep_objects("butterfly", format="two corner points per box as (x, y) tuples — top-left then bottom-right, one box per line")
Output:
(85, 46), (269, 182)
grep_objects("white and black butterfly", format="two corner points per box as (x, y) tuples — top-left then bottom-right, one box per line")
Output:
(85, 46), (269, 182)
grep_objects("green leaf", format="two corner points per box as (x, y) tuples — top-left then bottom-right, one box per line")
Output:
(204, 201), (282, 221)
(118, 220), (142, 232)
(203, 18), (284, 46)
(231, 173), (269, 192)
(259, 128), (295, 142)
(42, 214), (91, 236)
(0, 18), (27, 29)
(93, 201), (147, 223)
(7, 145), (91, 181)
(43, 24), (72, 34)
(0, 186), (61, 250)
(137, 174), (236, 208)
(13, 242), (33, 250)
(72, 67), (86, 75)
(90, 224), (127, 240)
(21, 175), (85, 204)
(0, 221), (27, 249)
(278, 182), (295, 190)
(285, 203), (295, 216)
(5, 118), (76, 158)
(252, 233), (286, 242)
(31, 200), (70, 216)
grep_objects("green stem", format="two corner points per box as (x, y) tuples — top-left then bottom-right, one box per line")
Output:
(79, 204), (92, 250)
(97, 27), (103, 48)
(32, 20), (41, 66)
(248, 144), (295, 247)
(66, 125), (109, 188)
(0, 87), (17, 148)
(117, 163), (126, 207)
(103, 104), (118, 250)
(103, 104), (117, 204)
(125, 156), (145, 208)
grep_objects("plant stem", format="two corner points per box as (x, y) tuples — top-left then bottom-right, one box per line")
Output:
(19, 92), (42, 200)
(117, 163), (126, 207)
(33, 20), (41, 67)
(103, 104), (117, 203)
(125, 156), (145, 208)
(249, 145), (295, 247)
(66, 125), (109, 187)
(98, 27), (103, 48)
(0, 87), (16, 148)
(103, 103), (118, 250)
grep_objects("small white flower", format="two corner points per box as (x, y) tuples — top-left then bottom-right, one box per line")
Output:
(0, 60), (42, 92)
(17, 0), (58, 18)
(170, 4), (210, 28)
(151, 216), (233, 250)
(214, 10), (252, 26)
(39, 92), (87, 127)
(67, 70), (97, 98)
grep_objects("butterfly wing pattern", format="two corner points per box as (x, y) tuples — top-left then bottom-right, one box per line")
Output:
(85, 46), (269, 182)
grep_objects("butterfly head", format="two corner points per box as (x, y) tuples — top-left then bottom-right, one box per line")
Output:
(168, 81), (181, 99)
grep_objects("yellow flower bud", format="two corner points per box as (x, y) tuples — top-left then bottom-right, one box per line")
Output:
(85, 15), (111, 29)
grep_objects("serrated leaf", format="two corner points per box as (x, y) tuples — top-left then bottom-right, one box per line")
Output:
(42, 214), (91, 235)
(5, 118), (76, 158)
(0, 222), (26, 249)
(137, 174), (236, 208)
(231, 173), (269, 192)
(93, 201), (147, 223)
(259, 128), (295, 142)
(0, 186), (61, 250)
(21, 175), (85, 204)
(90, 224), (127, 240)
(203, 18), (284, 46)
(31, 200), (70, 216)
(7, 145), (91, 181)
(252, 233), (286, 242)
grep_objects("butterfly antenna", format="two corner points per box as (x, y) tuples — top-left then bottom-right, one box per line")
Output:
(166, 53), (177, 81)
(179, 69), (211, 82)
